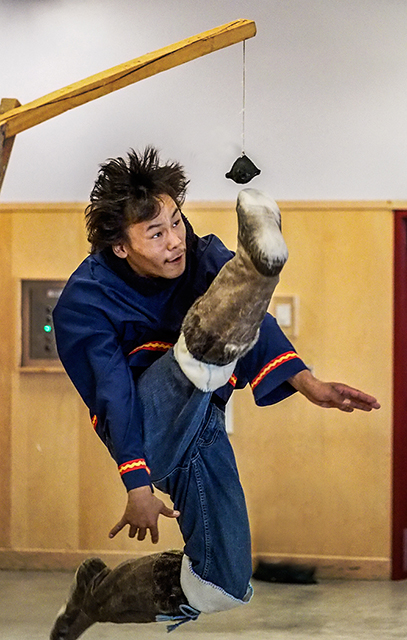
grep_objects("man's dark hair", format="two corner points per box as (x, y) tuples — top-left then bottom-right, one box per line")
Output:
(85, 146), (189, 253)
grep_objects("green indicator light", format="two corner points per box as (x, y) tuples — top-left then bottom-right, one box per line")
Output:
(43, 324), (52, 333)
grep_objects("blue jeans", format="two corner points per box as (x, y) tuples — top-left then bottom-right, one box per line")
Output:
(136, 348), (252, 603)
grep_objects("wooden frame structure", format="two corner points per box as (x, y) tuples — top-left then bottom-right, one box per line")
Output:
(0, 19), (256, 192)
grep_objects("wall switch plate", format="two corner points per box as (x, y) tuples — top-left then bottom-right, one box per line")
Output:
(269, 294), (299, 338)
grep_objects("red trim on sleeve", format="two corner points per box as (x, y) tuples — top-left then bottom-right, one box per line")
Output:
(251, 351), (301, 389)
(229, 374), (237, 387)
(128, 341), (173, 356)
(118, 459), (151, 476)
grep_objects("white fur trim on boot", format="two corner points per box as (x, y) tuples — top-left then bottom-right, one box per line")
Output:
(174, 333), (237, 392)
(180, 555), (253, 614)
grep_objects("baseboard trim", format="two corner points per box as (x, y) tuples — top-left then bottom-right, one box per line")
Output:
(0, 548), (147, 571)
(0, 548), (391, 579)
(254, 552), (391, 580)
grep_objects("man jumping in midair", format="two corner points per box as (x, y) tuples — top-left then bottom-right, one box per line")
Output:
(51, 147), (379, 639)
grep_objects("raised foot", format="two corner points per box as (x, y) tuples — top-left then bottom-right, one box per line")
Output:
(236, 188), (288, 276)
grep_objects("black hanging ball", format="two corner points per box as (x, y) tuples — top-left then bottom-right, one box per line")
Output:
(225, 153), (261, 184)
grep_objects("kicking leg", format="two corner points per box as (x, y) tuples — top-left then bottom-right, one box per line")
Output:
(138, 189), (287, 611)
(176, 188), (288, 388)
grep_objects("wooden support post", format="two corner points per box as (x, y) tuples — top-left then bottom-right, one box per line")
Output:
(0, 98), (21, 191)
(0, 20), (256, 140)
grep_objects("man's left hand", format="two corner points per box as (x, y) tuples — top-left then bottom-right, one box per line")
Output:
(288, 369), (381, 412)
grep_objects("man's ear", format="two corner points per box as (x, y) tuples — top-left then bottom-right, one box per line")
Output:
(112, 243), (128, 259)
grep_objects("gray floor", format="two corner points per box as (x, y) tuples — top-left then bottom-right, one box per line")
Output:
(1, 569), (407, 640)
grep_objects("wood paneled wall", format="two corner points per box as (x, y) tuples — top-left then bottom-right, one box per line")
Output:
(0, 212), (13, 549)
(0, 200), (395, 578)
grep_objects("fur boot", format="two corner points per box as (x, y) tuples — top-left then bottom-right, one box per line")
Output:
(181, 188), (288, 366)
(50, 551), (190, 640)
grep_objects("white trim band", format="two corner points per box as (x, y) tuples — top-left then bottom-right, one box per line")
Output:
(174, 333), (237, 392)
(180, 554), (253, 614)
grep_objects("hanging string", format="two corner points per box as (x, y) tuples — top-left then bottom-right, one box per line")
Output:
(225, 38), (261, 183)
(242, 39), (246, 155)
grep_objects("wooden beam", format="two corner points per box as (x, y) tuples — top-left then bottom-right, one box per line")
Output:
(0, 19), (256, 140)
(0, 98), (21, 190)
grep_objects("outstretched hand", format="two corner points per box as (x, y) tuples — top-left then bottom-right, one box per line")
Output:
(109, 485), (180, 544)
(289, 369), (381, 412)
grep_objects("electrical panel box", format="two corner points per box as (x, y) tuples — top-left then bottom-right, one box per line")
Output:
(21, 280), (66, 367)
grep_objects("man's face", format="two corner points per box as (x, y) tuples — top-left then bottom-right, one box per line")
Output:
(113, 193), (187, 279)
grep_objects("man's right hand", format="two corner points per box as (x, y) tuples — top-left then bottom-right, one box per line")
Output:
(109, 485), (180, 544)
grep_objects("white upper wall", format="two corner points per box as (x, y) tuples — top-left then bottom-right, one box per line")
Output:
(1, 0), (406, 201)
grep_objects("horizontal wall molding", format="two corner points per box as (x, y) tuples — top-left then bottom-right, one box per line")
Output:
(0, 202), (87, 214)
(0, 200), (405, 215)
(186, 200), (403, 213)
(0, 548), (390, 580)
(0, 548), (149, 571)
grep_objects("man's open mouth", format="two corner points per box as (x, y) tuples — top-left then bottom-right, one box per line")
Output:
(167, 253), (184, 264)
